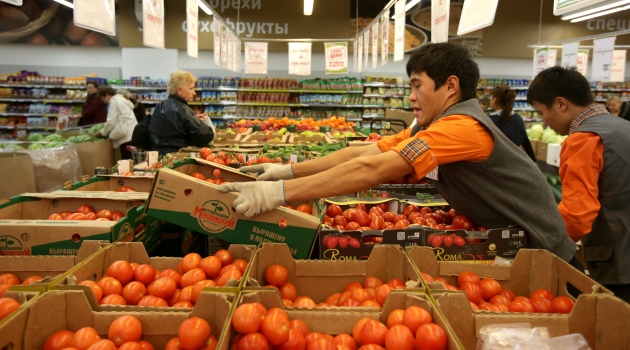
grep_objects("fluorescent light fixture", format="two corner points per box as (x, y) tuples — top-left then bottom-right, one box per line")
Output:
(561, 0), (630, 20)
(197, 0), (213, 15)
(570, 4), (630, 22)
(54, 0), (74, 8)
(304, 0), (314, 15)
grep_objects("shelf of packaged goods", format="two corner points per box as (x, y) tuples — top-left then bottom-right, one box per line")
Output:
(363, 83), (404, 88)
(197, 86), (239, 91)
(301, 104), (364, 108)
(361, 114), (385, 119)
(238, 88), (294, 93)
(0, 113), (58, 117)
(523, 118), (542, 122)
(0, 125), (54, 130)
(515, 97), (528, 101)
(238, 102), (300, 107)
(0, 84), (85, 89)
(0, 98), (86, 103)
(592, 87), (630, 92)
(362, 104), (391, 108)
(298, 90), (364, 94)
(209, 115), (242, 119)
(477, 86), (530, 90)
(514, 107), (534, 112)
(109, 85), (168, 91)
(46, 99), (86, 103)
(363, 94), (405, 98)
(198, 101), (238, 105)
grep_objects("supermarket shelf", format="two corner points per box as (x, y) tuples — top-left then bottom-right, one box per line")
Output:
(361, 114), (385, 118)
(238, 102), (300, 107)
(523, 118), (542, 122)
(141, 100), (238, 106)
(301, 103), (364, 108)
(363, 94), (405, 98)
(0, 98), (85, 103)
(0, 84), (85, 89)
(239, 88), (293, 93)
(592, 87), (630, 91)
(197, 86), (239, 91)
(363, 83), (404, 87)
(0, 125), (54, 130)
(110, 85), (167, 91)
(0, 113), (58, 117)
(478, 86), (529, 90)
(298, 90), (363, 94)
(46, 99), (86, 103)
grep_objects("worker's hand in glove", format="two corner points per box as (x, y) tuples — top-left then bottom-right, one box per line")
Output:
(239, 163), (294, 181)
(218, 181), (286, 217)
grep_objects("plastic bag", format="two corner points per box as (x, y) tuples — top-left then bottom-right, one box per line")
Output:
(12, 142), (83, 192)
(477, 324), (592, 350)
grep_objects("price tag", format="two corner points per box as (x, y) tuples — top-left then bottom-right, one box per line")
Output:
(16, 130), (26, 137)
(289, 154), (298, 163)
(426, 167), (439, 181)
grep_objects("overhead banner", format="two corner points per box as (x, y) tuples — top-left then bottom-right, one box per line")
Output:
(220, 25), (228, 68)
(610, 49), (626, 82)
(288, 42), (312, 76)
(363, 31), (369, 70)
(74, 0), (116, 36)
(533, 48), (557, 77)
(561, 42), (579, 68)
(380, 15), (389, 66)
(213, 19), (221, 66)
(458, 0), (498, 36)
(143, 0), (164, 49)
(431, 0), (449, 43)
(577, 49), (589, 76)
(227, 31), (233, 70)
(186, 0), (198, 58)
(548, 49), (557, 67)
(372, 24), (378, 69)
(357, 35), (363, 73)
(353, 40), (358, 73)
(393, 0), (405, 62)
(592, 36), (616, 82)
(1, 0), (22, 5)
(324, 42), (349, 74)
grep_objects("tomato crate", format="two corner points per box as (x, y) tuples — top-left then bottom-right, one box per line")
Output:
(0, 290), (40, 329)
(0, 289), (236, 350)
(244, 243), (423, 306)
(60, 174), (155, 193)
(319, 226), (424, 260)
(232, 288), (464, 349)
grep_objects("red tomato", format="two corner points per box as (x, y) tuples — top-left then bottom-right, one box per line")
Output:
(86, 339), (117, 350)
(530, 288), (554, 301)
(275, 328), (306, 350)
(348, 237), (361, 248)
(358, 319), (388, 347)
(289, 319), (310, 337)
(352, 210), (371, 227)
(478, 278), (502, 301)
(442, 235), (453, 248)
(296, 204), (312, 214)
(265, 264), (289, 287)
(108, 315), (142, 346)
(138, 340), (155, 350)
(446, 208), (458, 221)
(368, 206), (384, 216)
(457, 271), (480, 287)
(21, 275), (43, 286)
(0, 298), (20, 321)
(237, 332), (269, 350)
(47, 213), (63, 220)
(431, 235), (444, 248)
(97, 276), (122, 296)
(394, 219), (411, 229)
(76, 204), (95, 214)
(387, 308), (405, 328)
(323, 215), (334, 226)
(178, 317), (211, 350)
(500, 289), (516, 301)
(369, 216), (385, 230)
(381, 212), (397, 222)
(354, 203), (367, 213)
(419, 207), (432, 215)
(137, 295), (167, 307)
(190, 172), (207, 181)
(111, 211), (125, 221)
(489, 294), (511, 306)
(117, 186), (136, 193)
(160, 269), (182, 287)
(385, 324), (416, 350)
(333, 215), (348, 227)
(133, 264), (156, 286)
(478, 301), (501, 312)
(375, 284), (394, 305)
(191, 280), (216, 303)
(402, 306), (433, 334)
(333, 333), (357, 350)
(79, 280), (103, 303)
(180, 268), (206, 288)
(106, 260), (134, 286)
(214, 249), (233, 266)
(69, 327), (101, 350)
(198, 256), (222, 279)
(181, 253), (202, 273)
(232, 303), (263, 334)
(469, 301), (480, 311)
(68, 212), (89, 220)
(326, 236), (339, 249)
(552, 296), (575, 314)
(326, 204), (343, 217)
(402, 205), (419, 217)
(260, 311), (290, 346)
(415, 323), (447, 350)
(338, 237), (349, 249)
(460, 282), (483, 304)
(164, 337), (181, 350)
(508, 299), (535, 313)
(278, 282), (297, 301)
(293, 297), (317, 308)
(147, 277), (177, 300)
(531, 297), (555, 313)
(453, 236), (466, 247)
(452, 215), (474, 230)
(42, 329), (74, 350)
(122, 281), (147, 305)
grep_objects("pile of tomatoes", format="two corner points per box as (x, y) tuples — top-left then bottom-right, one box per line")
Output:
(79, 250), (247, 307)
(262, 265), (407, 309)
(0, 273), (44, 295)
(231, 301), (447, 350)
(42, 315), (216, 350)
(46, 204), (126, 221)
(422, 270), (575, 314)
(189, 169), (227, 185)
(198, 147), (243, 167)
(282, 203), (313, 215)
(364, 133), (383, 142)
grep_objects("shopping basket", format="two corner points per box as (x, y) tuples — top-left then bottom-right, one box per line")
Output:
(126, 145), (147, 164)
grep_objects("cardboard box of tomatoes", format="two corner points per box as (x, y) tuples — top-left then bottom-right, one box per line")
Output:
(0, 289), (236, 350)
(1, 240), (109, 293)
(147, 159), (322, 259)
(244, 243), (424, 303)
(0, 191), (150, 256)
(233, 288), (464, 349)
(60, 174), (155, 193)
(432, 291), (628, 349)
(0, 290), (40, 328)
(53, 242), (256, 296)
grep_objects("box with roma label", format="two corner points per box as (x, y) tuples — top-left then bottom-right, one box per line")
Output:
(0, 191), (149, 256)
(319, 226), (424, 260)
(146, 165), (322, 259)
(422, 227), (528, 263)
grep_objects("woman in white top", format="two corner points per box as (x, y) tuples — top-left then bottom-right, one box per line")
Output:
(94, 86), (138, 160)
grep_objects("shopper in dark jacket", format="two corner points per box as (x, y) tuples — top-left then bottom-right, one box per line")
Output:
(489, 85), (536, 161)
(148, 70), (214, 155)
(76, 81), (107, 126)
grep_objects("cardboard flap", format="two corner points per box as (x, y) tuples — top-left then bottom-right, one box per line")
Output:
(589, 294), (630, 349)
(432, 292), (477, 349)
(28, 191), (148, 200)
(554, 255), (611, 295)
(294, 260), (367, 276)
(75, 240), (110, 263)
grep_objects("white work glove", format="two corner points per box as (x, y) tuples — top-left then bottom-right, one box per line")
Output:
(240, 163), (294, 181)
(218, 181), (286, 217)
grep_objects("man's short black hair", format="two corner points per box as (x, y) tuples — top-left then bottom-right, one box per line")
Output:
(406, 43), (480, 101)
(87, 81), (99, 88)
(527, 66), (594, 108)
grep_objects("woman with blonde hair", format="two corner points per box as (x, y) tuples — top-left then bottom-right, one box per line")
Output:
(606, 96), (630, 121)
(148, 70), (214, 155)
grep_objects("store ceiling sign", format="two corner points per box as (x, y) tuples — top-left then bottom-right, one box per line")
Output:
(364, 30), (370, 70)
(577, 49), (590, 76)
(324, 42), (348, 74)
(143, 0), (165, 49)
(186, 0), (199, 58)
(372, 24), (378, 70)
(432, 0), (450, 43)
(214, 19), (221, 66)
(393, 0), (405, 61)
(561, 42), (579, 67)
(221, 24), (228, 68)
(358, 34), (363, 72)
(610, 49), (626, 82)
(457, 0), (499, 36)
(288, 42), (312, 76)
(74, 0), (116, 36)
(380, 15), (389, 66)
(533, 48), (557, 77)
(592, 36), (616, 81)
(1, 0), (22, 5)
(553, 0), (610, 16)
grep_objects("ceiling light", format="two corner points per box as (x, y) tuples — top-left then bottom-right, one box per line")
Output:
(570, 4), (630, 22)
(304, 0), (314, 15)
(405, 0), (421, 12)
(197, 0), (213, 15)
(54, 0), (74, 8)
(561, 0), (630, 20)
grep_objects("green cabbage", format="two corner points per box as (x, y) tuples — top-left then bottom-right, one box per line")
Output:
(27, 133), (44, 142)
(542, 127), (558, 144)
(528, 124), (544, 140)
(28, 143), (45, 150)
